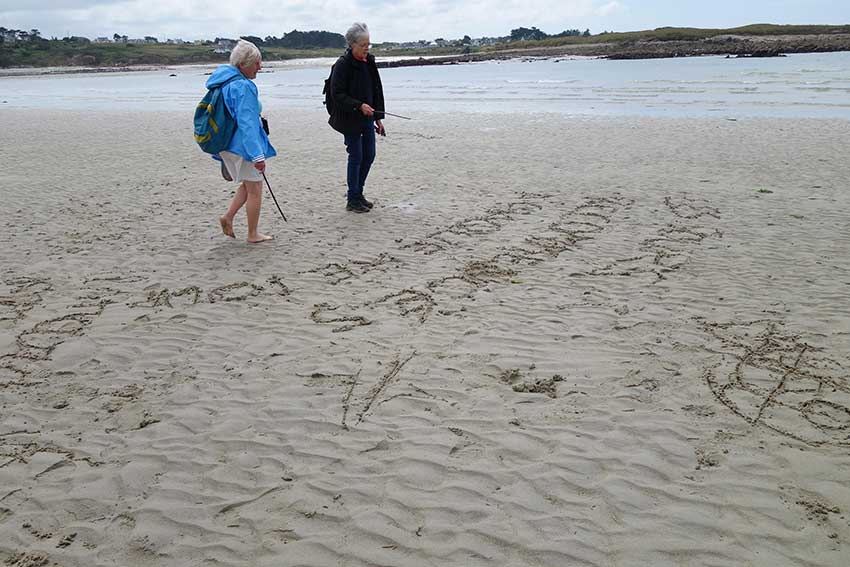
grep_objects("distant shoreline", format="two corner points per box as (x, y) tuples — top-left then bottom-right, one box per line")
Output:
(2, 32), (849, 77)
(378, 33), (850, 68)
(0, 65), (166, 78)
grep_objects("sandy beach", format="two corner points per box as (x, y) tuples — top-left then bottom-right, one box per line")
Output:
(1, 108), (849, 566)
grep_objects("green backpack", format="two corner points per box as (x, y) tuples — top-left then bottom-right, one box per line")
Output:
(193, 75), (242, 154)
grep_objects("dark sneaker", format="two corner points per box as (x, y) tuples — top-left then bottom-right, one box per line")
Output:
(360, 196), (374, 209)
(346, 201), (370, 213)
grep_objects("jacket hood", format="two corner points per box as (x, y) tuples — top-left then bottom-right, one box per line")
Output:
(206, 64), (244, 89)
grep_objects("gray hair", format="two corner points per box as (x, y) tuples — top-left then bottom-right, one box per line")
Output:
(345, 22), (369, 46)
(230, 39), (261, 68)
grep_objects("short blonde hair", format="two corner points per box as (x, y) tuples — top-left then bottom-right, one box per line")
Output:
(230, 39), (261, 68)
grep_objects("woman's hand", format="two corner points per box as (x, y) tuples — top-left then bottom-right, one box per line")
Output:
(254, 161), (266, 172)
(360, 103), (375, 117)
(375, 120), (386, 137)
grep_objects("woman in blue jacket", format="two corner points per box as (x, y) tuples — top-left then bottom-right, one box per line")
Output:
(209, 39), (276, 243)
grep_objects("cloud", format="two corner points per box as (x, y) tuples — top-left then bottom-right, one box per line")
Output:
(0, 0), (630, 41)
(0, 0), (124, 10)
(360, 0), (612, 41)
(595, 1), (626, 17)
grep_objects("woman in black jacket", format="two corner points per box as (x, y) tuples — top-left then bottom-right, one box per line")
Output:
(329, 22), (385, 213)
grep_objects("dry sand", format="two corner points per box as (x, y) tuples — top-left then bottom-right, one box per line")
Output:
(1, 109), (849, 566)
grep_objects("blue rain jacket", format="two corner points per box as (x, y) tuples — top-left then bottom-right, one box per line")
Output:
(206, 65), (277, 163)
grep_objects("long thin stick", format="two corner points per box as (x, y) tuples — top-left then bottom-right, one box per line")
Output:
(381, 111), (411, 120)
(261, 171), (287, 222)
(322, 106), (412, 120)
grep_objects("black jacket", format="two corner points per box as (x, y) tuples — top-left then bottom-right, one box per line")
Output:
(328, 49), (385, 135)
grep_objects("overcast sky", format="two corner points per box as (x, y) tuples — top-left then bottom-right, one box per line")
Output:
(2, 1), (848, 42)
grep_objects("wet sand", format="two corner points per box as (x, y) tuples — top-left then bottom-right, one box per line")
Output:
(1, 109), (849, 566)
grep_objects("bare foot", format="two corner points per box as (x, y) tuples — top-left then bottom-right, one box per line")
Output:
(247, 233), (273, 244)
(219, 216), (235, 238)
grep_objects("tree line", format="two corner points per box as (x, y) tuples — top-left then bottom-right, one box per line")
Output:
(509, 27), (591, 41)
(239, 30), (346, 49)
(1, 26), (591, 48)
(1, 27), (346, 49)
(0, 27), (45, 42)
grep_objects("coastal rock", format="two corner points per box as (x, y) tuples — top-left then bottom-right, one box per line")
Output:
(735, 49), (787, 58)
(376, 33), (850, 66)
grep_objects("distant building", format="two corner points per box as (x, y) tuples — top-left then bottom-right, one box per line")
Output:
(392, 40), (434, 50)
(212, 38), (236, 54)
(0, 29), (39, 42)
(94, 37), (111, 43)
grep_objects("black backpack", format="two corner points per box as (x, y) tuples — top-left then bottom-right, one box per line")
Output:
(322, 63), (336, 116)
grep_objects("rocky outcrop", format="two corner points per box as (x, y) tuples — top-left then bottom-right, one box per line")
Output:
(377, 33), (850, 67)
(600, 34), (850, 59)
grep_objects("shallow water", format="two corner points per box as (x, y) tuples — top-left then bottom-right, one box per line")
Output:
(1, 51), (849, 118)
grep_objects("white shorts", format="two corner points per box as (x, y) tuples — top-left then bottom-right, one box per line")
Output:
(220, 151), (262, 183)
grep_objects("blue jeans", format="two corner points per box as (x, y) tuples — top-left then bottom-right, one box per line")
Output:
(343, 121), (376, 203)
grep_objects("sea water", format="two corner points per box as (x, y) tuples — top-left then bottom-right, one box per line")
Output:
(1, 51), (849, 119)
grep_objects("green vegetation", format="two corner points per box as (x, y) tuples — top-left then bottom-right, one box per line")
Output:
(486, 23), (850, 51)
(0, 38), (341, 68)
(372, 44), (468, 57)
(377, 23), (850, 58)
(254, 30), (345, 49)
(0, 27), (345, 68)
(1, 40), (219, 67)
(1, 24), (849, 68)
